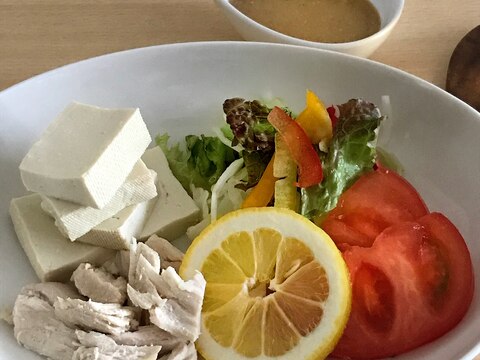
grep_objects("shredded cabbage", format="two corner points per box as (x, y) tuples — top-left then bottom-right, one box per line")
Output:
(186, 160), (247, 240)
(212, 126), (243, 153)
(210, 158), (245, 223)
(186, 185), (211, 240)
(216, 166), (249, 218)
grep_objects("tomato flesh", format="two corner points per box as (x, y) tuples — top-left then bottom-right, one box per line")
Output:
(322, 169), (429, 248)
(332, 213), (474, 359)
(353, 262), (395, 333)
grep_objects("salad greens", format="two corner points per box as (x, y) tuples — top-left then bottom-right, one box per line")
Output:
(301, 99), (383, 219)
(156, 133), (237, 193)
(223, 98), (276, 152)
(239, 151), (273, 190)
(223, 98), (276, 189)
(156, 95), (384, 234)
(221, 98), (298, 190)
(156, 132), (248, 240)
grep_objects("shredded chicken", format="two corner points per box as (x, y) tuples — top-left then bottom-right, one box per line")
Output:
(112, 325), (181, 355)
(127, 240), (206, 342)
(54, 298), (139, 335)
(11, 239), (204, 360)
(71, 263), (127, 304)
(72, 330), (161, 360)
(148, 268), (205, 342)
(129, 242), (161, 289)
(102, 250), (130, 279)
(21, 282), (84, 303)
(12, 283), (82, 360)
(145, 235), (184, 271)
(127, 284), (165, 310)
(159, 342), (197, 360)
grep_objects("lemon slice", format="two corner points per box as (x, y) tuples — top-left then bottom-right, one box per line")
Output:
(180, 207), (351, 360)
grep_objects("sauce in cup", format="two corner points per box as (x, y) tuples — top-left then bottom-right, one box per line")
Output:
(230, 0), (381, 43)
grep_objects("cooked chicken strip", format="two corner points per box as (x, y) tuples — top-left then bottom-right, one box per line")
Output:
(73, 330), (161, 360)
(127, 240), (205, 342)
(148, 268), (205, 342)
(20, 282), (84, 304)
(126, 251), (166, 309)
(73, 347), (160, 360)
(159, 342), (197, 360)
(127, 283), (165, 310)
(149, 301), (198, 343)
(149, 267), (205, 313)
(71, 263), (127, 304)
(13, 294), (78, 360)
(102, 250), (130, 279)
(54, 298), (139, 335)
(129, 242), (161, 289)
(112, 325), (181, 355)
(145, 235), (184, 271)
(128, 268), (204, 342)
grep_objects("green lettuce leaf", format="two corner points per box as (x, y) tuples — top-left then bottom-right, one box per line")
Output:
(156, 133), (236, 193)
(220, 124), (235, 141)
(300, 99), (384, 220)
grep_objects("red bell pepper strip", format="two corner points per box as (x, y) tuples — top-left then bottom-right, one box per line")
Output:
(267, 107), (323, 188)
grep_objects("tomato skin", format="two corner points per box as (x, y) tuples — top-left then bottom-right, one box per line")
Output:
(322, 169), (429, 248)
(332, 213), (474, 359)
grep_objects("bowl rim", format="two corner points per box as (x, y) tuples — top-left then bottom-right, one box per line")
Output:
(215, 0), (405, 48)
(0, 40), (477, 116)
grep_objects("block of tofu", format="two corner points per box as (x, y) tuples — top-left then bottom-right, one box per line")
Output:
(9, 194), (115, 282)
(41, 160), (157, 241)
(19, 102), (152, 209)
(78, 199), (154, 250)
(139, 147), (200, 240)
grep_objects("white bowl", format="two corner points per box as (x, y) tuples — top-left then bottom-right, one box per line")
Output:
(215, 0), (404, 58)
(0, 42), (479, 359)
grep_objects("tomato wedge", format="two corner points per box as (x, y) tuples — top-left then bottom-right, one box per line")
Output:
(332, 213), (474, 359)
(322, 168), (428, 248)
(267, 106), (323, 188)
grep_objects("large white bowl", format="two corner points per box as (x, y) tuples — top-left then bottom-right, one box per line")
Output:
(214, 0), (404, 57)
(0, 42), (479, 359)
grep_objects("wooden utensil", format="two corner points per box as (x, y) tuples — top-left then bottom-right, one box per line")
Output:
(446, 25), (480, 111)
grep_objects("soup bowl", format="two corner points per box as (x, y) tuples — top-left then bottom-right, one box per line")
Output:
(214, 0), (405, 58)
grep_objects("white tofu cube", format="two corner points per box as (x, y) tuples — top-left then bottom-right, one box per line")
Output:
(41, 160), (157, 241)
(78, 200), (154, 250)
(19, 102), (152, 208)
(9, 194), (115, 282)
(139, 147), (200, 240)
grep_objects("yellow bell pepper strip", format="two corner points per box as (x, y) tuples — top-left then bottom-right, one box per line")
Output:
(273, 134), (299, 211)
(241, 155), (276, 208)
(296, 90), (333, 145)
(267, 106), (323, 188)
